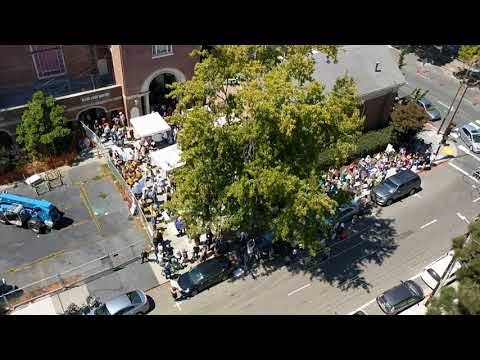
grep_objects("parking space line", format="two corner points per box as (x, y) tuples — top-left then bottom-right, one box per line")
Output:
(348, 298), (377, 315)
(287, 283), (311, 297)
(414, 193), (422, 199)
(458, 145), (480, 163)
(408, 271), (424, 281)
(174, 301), (183, 311)
(437, 101), (450, 109)
(457, 212), (471, 224)
(448, 162), (480, 183)
(420, 219), (437, 229)
(473, 197), (480, 203)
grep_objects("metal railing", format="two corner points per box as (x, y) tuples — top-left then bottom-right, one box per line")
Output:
(0, 239), (146, 313)
(80, 121), (154, 240)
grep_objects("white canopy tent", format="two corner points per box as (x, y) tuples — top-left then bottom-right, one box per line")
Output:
(150, 144), (185, 177)
(130, 112), (171, 140)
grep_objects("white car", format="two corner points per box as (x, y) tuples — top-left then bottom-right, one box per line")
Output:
(420, 251), (462, 290)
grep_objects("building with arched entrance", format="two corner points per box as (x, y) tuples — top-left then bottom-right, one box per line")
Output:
(110, 45), (198, 121)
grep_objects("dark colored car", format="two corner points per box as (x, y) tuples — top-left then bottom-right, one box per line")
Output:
(371, 170), (421, 206)
(376, 280), (424, 315)
(416, 97), (441, 121)
(170, 256), (234, 299)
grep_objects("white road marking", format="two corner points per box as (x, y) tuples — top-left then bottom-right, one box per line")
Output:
(450, 132), (459, 139)
(437, 101), (450, 109)
(414, 193), (422, 199)
(473, 197), (480, 203)
(420, 219), (438, 229)
(174, 301), (183, 311)
(448, 162), (480, 183)
(458, 144), (480, 163)
(287, 283), (311, 297)
(348, 298), (377, 315)
(457, 212), (471, 224)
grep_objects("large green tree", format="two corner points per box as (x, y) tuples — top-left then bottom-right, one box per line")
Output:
(165, 45), (364, 253)
(16, 91), (71, 158)
(428, 221), (480, 315)
(458, 45), (480, 66)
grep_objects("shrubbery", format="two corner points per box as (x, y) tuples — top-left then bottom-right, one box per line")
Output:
(318, 125), (396, 169)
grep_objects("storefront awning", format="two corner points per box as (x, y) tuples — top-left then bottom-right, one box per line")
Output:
(150, 144), (184, 172)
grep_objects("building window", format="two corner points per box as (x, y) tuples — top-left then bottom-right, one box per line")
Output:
(152, 45), (173, 58)
(30, 45), (66, 79)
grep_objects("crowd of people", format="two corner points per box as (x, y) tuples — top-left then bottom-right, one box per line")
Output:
(320, 141), (433, 199)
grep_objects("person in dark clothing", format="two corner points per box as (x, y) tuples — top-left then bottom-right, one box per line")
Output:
(141, 249), (149, 264)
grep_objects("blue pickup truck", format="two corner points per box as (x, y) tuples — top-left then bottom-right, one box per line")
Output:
(0, 192), (62, 233)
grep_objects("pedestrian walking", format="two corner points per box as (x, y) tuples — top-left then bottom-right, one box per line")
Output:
(153, 245), (159, 264)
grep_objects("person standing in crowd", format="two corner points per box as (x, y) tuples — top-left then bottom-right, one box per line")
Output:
(119, 111), (126, 127)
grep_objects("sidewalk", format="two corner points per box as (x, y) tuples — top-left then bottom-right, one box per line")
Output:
(418, 123), (458, 164)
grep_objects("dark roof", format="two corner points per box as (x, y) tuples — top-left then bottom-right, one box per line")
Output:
(383, 283), (412, 305)
(312, 45), (407, 100)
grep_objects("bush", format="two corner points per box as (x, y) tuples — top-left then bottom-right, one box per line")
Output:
(391, 102), (429, 142)
(318, 125), (396, 169)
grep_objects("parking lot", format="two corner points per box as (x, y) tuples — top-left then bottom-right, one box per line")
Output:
(0, 158), (148, 291)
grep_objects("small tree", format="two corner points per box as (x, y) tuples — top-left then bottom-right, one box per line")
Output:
(398, 48), (407, 70)
(458, 45), (480, 66)
(390, 102), (429, 142)
(16, 91), (71, 159)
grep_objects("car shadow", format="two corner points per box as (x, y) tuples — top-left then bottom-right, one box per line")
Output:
(144, 295), (156, 314)
(228, 215), (398, 294)
(51, 216), (74, 231)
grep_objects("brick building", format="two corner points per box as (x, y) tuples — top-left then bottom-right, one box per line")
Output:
(0, 45), (198, 149)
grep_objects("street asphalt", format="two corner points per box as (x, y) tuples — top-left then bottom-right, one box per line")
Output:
(147, 159), (478, 314)
(146, 52), (480, 314)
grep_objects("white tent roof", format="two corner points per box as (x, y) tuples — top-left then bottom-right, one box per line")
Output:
(130, 112), (171, 139)
(150, 144), (184, 171)
(11, 296), (60, 315)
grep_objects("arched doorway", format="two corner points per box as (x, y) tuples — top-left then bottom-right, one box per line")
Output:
(141, 68), (186, 116)
(0, 131), (13, 151)
(149, 73), (178, 116)
(77, 107), (107, 129)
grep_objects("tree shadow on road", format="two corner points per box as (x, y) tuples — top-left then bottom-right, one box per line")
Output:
(229, 215), (398, 294)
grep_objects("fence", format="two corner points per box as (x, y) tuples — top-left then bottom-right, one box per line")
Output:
(80, 121), (154, 240)
(0, 239), (146, 313)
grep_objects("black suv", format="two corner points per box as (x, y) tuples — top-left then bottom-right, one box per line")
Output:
(376, 280), (424, 315)
(170, 256), (234, 299)
(371, 170), (421, 206)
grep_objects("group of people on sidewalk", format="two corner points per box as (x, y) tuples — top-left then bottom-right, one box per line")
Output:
(321, 141), (432, 199)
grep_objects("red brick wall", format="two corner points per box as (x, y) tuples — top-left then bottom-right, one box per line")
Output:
(0, 45), (110, 89)
(0, 45), (35, 88)
(119, 45), (198, 96)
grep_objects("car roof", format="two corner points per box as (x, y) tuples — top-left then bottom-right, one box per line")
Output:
(105, 294), (132, 314)
(427, 252), (454, 276)
(196, 256), (228, 275)
(462, 121), (480, 134)
(389, 169), (418, 184)
(382, 283), (413, 305)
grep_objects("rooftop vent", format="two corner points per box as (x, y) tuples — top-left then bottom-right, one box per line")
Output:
(375, 61), (381, 72)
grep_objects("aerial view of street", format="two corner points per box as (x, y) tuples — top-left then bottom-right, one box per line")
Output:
(1, 44), (479, 315)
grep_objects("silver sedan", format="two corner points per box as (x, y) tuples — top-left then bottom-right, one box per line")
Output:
(89, 289), (150, 315)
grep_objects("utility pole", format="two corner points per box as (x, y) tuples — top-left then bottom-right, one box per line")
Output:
(437, 84), (462, 135)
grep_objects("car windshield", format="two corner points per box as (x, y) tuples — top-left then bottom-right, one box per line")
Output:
(379, 295), (393, 311)
(427, 268), (441, 282)
(383, 179), (397, 191)
(472, 134), (480, 143)
(405, 282), (422, 297)
(126, 291), (142, 305)
(94, 304), (111, 315)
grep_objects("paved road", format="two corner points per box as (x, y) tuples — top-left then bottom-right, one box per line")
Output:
(391, 48), (480, 130)
(147, 159), (479, 315)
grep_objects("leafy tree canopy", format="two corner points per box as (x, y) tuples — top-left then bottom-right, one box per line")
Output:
(428, 221), (480, 315)
(165, 45), (364, 253)
(391, 101), (429, 142)
(16, 91), (71, 158)
(458, 45), (480, 66)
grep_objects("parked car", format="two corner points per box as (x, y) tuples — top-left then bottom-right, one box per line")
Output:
(89, 289), (149, 315)
(370, 170), (421, 206)
(416, 97), (441, 121)
(459, 122), (480, 153)
(420, 250), (462, 290)
(376, 280), (424, 315)
(170, 256), (234, 299)
(352, 310), (367, 315)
